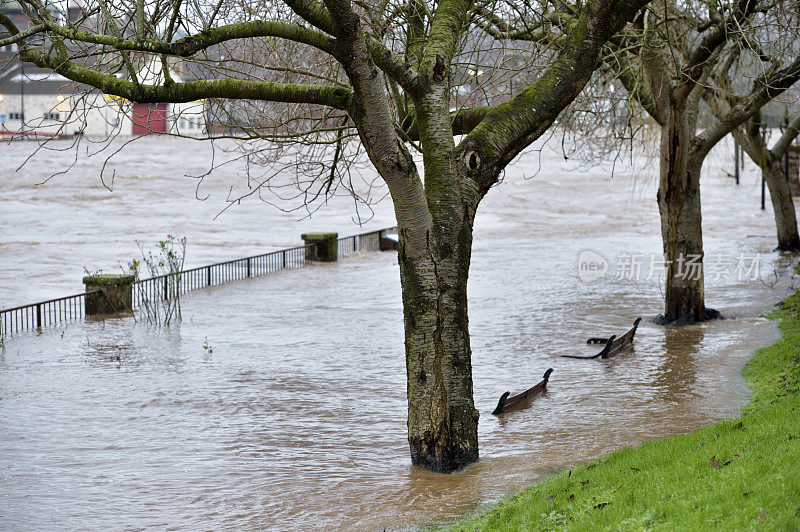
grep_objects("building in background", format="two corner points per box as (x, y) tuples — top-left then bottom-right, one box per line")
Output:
(0, 2), (208, 138)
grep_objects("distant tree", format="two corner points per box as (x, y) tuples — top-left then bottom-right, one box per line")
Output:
(0, 0), (649, 472)
(595, 0), (800, 324)
(742, 111), (800, 251)
(719, 107), (800, 251)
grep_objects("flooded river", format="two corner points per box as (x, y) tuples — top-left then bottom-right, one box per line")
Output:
(0, 135), (795, 530)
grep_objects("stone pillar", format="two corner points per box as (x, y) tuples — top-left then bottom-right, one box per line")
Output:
(83, 274), (135, 315)
(788, 145), (800, 197)
(301, 232), (338, 262)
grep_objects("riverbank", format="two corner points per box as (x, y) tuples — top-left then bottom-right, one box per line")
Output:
(447, 288), (800, 530)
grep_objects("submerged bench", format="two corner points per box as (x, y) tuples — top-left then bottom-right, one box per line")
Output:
(561, 317), (642, 360)
(492, 368), (553, 415)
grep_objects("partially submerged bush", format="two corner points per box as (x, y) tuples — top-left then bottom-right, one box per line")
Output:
(128, 235), (186, 326)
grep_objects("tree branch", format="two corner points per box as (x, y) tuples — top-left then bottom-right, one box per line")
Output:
(286, 0), (422, 94)
(695, 55), (800, 157)
(605, 34), (663, 124)
(460, 0), (650, 194)
(403, 106), (492, 140)
(21, 48), (353, 109)
(0, 17), (45, 47)
(321, 0), (422, 195)
(676, 0), (758, 99)
(35, 19), (338, 57)
(771, 111), (800, 159)
(421, 0), (470, 76)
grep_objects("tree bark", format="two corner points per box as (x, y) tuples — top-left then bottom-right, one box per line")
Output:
(733, 123), (800, 252)
(656, 97), (709, 324)
(763, 157), (800, 251)
(398, 194), (479, 473)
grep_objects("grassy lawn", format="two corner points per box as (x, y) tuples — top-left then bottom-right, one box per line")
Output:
(446, 291), (800, 531)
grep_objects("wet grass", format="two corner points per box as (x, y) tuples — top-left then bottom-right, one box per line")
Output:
(445, 290), (800, 531)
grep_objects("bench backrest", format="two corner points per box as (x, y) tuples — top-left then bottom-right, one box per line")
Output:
(602, 317), (642, 357)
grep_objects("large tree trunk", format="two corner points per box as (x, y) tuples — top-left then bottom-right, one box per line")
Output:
(318, 0), (480, 473)
(397, 211), (479, 473)
(656, 98), (710, 324)
(763, 157), (800, 251)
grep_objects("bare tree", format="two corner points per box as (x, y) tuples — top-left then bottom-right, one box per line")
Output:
(1, 0), (649, 472)
(594, 0), (800, 324)
(700, 29), (800, 252)
(491, 0), (800, 323)
(726, 109), (800, 251)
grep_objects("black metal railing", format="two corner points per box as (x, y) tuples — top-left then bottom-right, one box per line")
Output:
(132, 244), (313, 308)
(337, 228), (390, 257)
(0, 290), (97, 335)
(0, 226), (398, 337)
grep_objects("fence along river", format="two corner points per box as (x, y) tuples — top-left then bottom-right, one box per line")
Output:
(0, 228), (397, 335)
(0, 136), (794, 530)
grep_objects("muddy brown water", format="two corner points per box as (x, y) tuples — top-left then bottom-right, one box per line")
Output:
(0, 136), (796, 530)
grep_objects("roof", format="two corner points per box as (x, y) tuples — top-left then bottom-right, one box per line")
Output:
(0, 60), (86, 95)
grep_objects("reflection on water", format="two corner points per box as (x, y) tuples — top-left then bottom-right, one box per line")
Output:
(0, 137), (796, 530)
(652, 326), (704, 401)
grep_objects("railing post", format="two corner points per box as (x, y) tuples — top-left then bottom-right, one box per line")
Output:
(206, 266), (211, 286)
(301, 232), (338, 262)
(83, 274), (135, 316)
(282, 250), (287, 268)
(163, 276), (169, 300)
(36, 304), (41, 328)
(247, 258), (251, 278)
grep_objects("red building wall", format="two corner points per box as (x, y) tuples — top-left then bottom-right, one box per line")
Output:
(131, 103), (167, 135)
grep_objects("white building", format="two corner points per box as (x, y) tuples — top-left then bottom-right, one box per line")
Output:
(0, 44), (208, 138)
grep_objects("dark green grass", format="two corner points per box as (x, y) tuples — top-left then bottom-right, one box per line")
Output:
(446, 291), (800, 531)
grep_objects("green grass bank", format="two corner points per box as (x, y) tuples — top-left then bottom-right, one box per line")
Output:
(446, 291), (800, 531)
